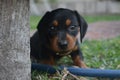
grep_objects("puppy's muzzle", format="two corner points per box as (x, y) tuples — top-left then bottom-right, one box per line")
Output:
(57, 31), (68, 50)
(58, 40), (68, 50)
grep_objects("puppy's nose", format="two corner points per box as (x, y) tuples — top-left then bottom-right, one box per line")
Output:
(58, 41), (68, 50)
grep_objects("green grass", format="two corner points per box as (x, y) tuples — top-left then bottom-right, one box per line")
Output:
(30, 16), (41, 29)
(84, 15), (120, 23)
(81, 36), (120, 69)
(32, 36), (120, 80)
(30, 15), (120, 30)
(54, 36), (120, 69)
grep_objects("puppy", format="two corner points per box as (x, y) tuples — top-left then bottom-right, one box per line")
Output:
(30, 8), (88, 68)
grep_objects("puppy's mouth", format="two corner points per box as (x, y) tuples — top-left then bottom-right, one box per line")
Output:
(56, 50), (72, 56)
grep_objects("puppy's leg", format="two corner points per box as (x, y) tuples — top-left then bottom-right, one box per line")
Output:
(71, 50), (87, 68)
(39, 56), (55, 66)
(72, 55), (87, 68)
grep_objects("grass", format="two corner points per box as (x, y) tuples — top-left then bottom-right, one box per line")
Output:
(81, 36), (120, 69)
(30, 16), (41, 29)
(32, 36), (120, 80)
(30, 15), (120, 30)
(84, 14), (120, 23)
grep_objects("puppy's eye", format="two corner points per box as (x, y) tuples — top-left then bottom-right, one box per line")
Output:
(50, 26), (56, 31)
(68, 26), (77, 31)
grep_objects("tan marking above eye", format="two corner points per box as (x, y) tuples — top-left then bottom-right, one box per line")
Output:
(66, 19), (71, 26)
(53, 20), (58, 26)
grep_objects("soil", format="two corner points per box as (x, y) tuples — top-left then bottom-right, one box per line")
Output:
(85, 21), (120, 40)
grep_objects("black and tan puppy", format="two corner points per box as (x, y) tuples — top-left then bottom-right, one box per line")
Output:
(30, 8), (88, 68)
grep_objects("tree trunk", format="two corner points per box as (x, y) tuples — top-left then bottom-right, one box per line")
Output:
(0, 0), (31, 80)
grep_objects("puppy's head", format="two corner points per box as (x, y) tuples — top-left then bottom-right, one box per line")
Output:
(37, 8), (88, 55)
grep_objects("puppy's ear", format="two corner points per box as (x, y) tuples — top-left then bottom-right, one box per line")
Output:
(74, 11), (88, 42)
(37, 12), (51, 34)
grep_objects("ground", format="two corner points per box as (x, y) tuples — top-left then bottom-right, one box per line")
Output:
(85, 21), (120, 40)
(31, 21), (120, 40)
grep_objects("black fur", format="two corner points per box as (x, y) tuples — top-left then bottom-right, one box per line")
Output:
(30, 8), (88, 67)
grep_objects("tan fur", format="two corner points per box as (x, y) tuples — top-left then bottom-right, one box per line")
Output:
(66, 19), (71, 26)
(53, 20), (58, 26)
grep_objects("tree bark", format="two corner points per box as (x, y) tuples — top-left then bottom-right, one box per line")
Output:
(0, 0), (31, 80)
